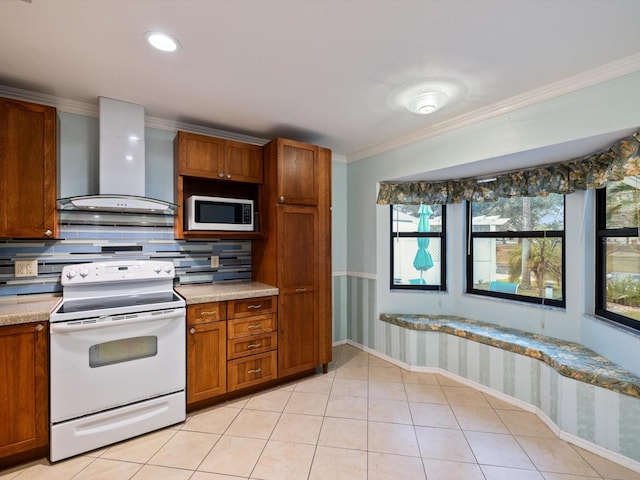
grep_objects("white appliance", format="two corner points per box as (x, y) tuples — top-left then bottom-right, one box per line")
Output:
(49, 260), (186, 462)
(186, 195), (255, 231)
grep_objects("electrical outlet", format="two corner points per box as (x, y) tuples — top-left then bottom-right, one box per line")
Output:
(210, 256), (220, 268)
(15, 260), (38, 278)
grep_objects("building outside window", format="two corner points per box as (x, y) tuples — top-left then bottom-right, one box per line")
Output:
(596, 178), (640, 331)
(390, 204), (446, 290)
(466, 195), (565, 307)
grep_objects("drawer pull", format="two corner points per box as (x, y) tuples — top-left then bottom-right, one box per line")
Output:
(190, 328), (196, 334)
(247, 324), (262, 330)
(247, 304), (262, 309)
(295, 288), (307, 292)
(201, 311), (218, 317)
(247, 368), (262, 374)
(247, 343), (262, 349)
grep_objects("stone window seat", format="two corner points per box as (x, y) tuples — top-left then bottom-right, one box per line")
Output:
(380, 313), (640, 399)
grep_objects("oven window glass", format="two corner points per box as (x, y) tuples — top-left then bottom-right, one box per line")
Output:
(89, 336), (158, 368)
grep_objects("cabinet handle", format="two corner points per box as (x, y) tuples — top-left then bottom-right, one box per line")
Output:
(35, 324), (44, 332)
(218, 173), (224, 178)
(247, 304), (262, 309)
(295, 288), (307, 292)
(247, 368), (262, 374)
(190, 328), (196, 334)
(201, 311), (218, 318)
(279, 196), (285, 202)
(226, 173), (232, 179)
(44, 230), (53, 237)
(247, 343), (262, 349)
(247, 324), (262, 330)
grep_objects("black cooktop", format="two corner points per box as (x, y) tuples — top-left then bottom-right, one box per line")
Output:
(56, 292), (182, 315)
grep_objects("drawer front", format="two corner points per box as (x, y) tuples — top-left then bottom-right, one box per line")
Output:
(188, 302), (227, 325)
(227, 351), (277, 392)
(227, 296), (277, 319)
(227, 314), (276, 338)
(227, 332), (277, 360)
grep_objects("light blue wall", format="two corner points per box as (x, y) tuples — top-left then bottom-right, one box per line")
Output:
(343, 71), (640, 377)
(332, 159), (349, 342)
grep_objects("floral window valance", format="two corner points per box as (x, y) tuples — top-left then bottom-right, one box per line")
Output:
(377, 130), (640, 205)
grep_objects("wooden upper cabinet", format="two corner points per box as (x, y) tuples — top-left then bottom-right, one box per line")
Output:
(176, 131), (262, 184)
(276, 138), (318, 205)
(0, 97), (57, 239)
(225, 140), (263, 184)
(176, 131), (225, 178)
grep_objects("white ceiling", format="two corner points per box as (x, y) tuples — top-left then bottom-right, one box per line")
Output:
(2, 0), (640, 170)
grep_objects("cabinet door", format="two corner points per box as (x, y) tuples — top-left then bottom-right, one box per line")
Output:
(176, 131), (225, 179)
(0, 322), (48, 460)
(225, 140), (263, 183)
(276, 139), (318, 205)
(0, 98), (57, 239)
(278, 290), (318, 377)
(187, 321), (226, 405)
(277, 205), (319, 376)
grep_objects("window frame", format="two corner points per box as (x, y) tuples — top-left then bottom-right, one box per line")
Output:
(595, 185), (640, 331)
(389, 204), (447, 291)
(465, 199), (566, 308)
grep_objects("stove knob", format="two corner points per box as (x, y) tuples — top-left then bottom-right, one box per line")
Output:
(164, 265), (173, 274)
(65, 269), (77, 279)
(79, 268), (89, 278)
(154, 264), (162, 274)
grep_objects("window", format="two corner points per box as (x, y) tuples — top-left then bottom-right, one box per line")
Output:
(390, 204), (446, 290)
(466, 195), (565, 307)
(596, 178), (640, 330)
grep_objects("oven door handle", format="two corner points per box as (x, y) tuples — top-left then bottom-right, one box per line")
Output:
(50, 309), (185, 333)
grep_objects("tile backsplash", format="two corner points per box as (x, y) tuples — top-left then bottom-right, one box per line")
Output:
(0, 210), (251, 297)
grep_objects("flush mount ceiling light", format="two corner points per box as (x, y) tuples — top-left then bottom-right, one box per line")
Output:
(388, 79), (463, 116)
(145, 31), (180, 52)
(408, 91), (450, 115)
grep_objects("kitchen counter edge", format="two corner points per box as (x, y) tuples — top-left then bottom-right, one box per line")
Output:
(174, 282), (278, 305)
(0, 295), (61, 327)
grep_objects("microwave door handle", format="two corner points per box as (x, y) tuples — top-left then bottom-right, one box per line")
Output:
(50, 309), (184, 333)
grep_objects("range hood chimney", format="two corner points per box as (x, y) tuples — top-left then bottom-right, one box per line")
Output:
(58, 97), (177, 214)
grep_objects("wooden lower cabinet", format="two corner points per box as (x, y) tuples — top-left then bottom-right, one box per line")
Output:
(186, 319), (226, 405)
(227, 351), (277, 391)
(0, 322), (48, 467)
(186, 296), (277, 407)
(278, 289), (318, 377)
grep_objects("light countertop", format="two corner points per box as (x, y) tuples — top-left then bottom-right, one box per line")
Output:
(0, 282), (278, 326)
(0, 294), (61, 327)
(174, 281), (278, 305)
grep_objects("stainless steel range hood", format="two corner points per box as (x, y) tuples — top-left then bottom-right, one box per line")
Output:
(58, 97), (177, 215)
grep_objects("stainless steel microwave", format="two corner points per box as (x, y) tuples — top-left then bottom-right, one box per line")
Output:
(186, 195), (254, 231)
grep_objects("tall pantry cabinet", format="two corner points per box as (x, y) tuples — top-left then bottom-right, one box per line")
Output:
(252, 138), (332, 377)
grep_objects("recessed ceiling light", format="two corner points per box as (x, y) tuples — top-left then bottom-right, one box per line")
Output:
(145, 31), (180, 52)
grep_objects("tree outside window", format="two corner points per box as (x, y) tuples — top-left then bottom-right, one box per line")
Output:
(467, 195), (565, 307)
(596, 177), (640, 330)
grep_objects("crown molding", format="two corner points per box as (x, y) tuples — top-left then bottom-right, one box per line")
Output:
(0, 84), (269, 146)
(347, 52), (640, 163)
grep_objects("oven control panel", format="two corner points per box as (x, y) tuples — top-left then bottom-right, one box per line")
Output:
(61, 260), (175, 285)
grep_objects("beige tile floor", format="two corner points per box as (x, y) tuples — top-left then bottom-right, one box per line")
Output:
(2, 343), (640, 480)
